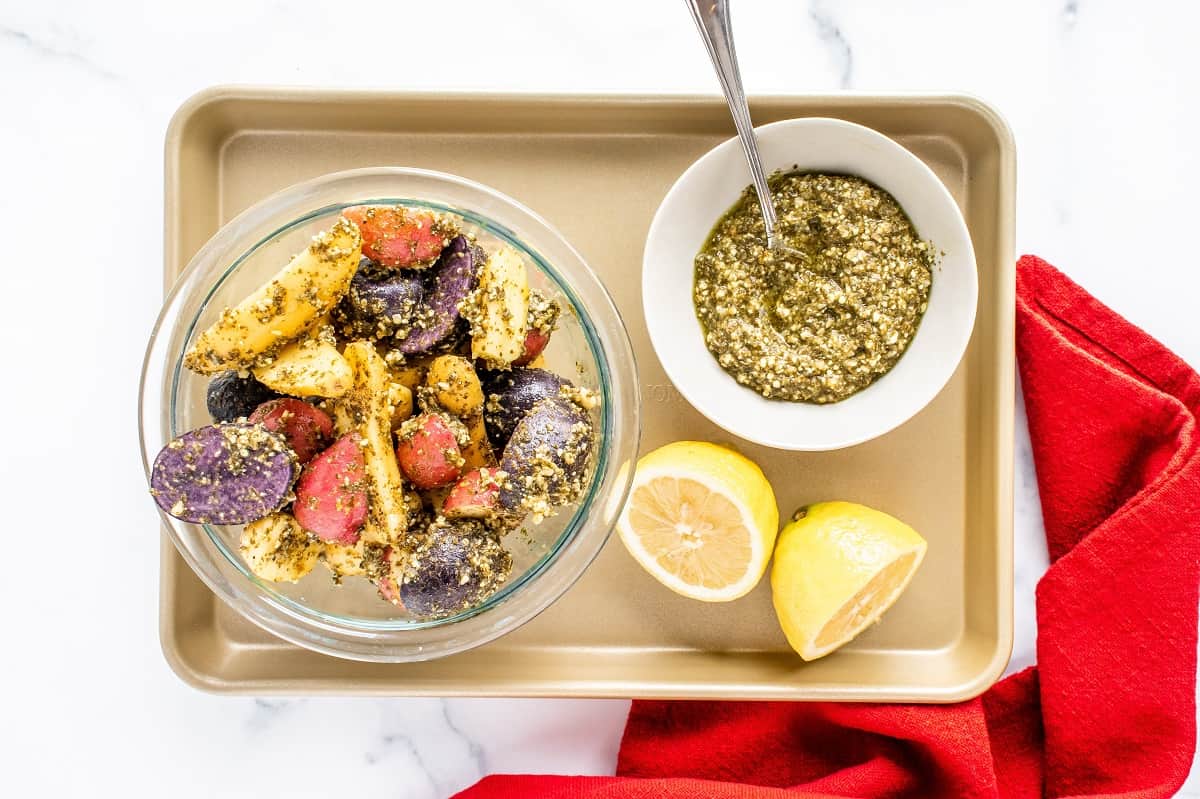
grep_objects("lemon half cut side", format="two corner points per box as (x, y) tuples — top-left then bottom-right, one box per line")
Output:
(617, 441), (779, 602)
(771, 501), (927, 661)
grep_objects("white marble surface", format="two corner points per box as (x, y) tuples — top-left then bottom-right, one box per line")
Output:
(2, 0), (1197, 795)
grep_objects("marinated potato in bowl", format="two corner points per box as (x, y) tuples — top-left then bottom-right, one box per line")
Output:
(148, 205), (599, 620)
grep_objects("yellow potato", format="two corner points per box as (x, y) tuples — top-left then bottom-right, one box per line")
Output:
(424, 355), (484, 417)
(326, 399), (355, 437)
(342, 342), (409, 548)
(321, 540), (367, 579)
(461, 413), (495, 470)
(526, 354), (547, 369)
(239, 513), (321, 583)
(390, 356), (433, 392)
(252, 336), (352, 398)
(469, 244), (529, 367)
(389, 382), (414, 429)
(184, 218), (361, 374)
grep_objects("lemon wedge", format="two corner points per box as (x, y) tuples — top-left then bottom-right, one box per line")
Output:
(771, 501), (926, 661)
(617, 441), (778, 601)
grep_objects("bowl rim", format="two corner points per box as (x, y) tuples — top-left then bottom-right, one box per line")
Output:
(140, 166), (641, 661)
(641, 116), (978, 451)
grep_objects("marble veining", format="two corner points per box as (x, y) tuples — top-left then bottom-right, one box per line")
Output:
(1062, 0), (1079, 30)
(442, 701), (489, 777)
(0, 23), (119, 80)
(808, 0), (854, 90)
(2, 0), (1197, 795)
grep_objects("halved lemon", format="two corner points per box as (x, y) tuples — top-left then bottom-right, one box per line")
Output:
(617, 441), (778, 602)
(771, 501), (927, 661)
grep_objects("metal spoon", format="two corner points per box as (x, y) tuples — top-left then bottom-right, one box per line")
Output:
(685, 0), (799, 256)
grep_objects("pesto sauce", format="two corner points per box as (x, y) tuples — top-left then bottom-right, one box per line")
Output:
(693, 172), (934, 404)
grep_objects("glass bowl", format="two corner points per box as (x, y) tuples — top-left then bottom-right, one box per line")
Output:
(139, 167), (640, 662)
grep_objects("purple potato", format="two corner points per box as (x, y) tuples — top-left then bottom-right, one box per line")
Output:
(394, 236), (480, 354)
(150, 423), (298, 525)
(206, 371), (280, 422)
(400, 517), (512, 619)
(499, 397), (594, 515)
(481, 367), (570, 451)
(333, 260), (424, 340)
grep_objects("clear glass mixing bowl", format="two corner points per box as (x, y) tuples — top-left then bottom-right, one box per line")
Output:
(139, 167), (640, 662)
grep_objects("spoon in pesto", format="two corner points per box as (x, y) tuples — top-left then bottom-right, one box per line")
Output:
(685, 0), (801, 257)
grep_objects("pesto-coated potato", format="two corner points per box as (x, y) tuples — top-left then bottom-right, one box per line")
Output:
(466, 244), (529, 367)
(341, 341), (410, 547)
(252, 335), (352, 398)
(424, 355), (484, 417)
(400, 518), (512, 619)
(184, 218), (361, 374)
(240, 513), (322, 583)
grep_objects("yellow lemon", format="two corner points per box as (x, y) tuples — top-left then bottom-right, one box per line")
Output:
(617, 441), (778, 601)
(772, 501), (926, 660)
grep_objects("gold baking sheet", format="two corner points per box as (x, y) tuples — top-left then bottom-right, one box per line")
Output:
(161, 89), (1014, 700)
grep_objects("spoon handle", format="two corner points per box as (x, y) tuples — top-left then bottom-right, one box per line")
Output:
(685, 0), (778, 244)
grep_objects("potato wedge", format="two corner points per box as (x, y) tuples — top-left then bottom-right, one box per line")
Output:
(424, 355), (484, 417)
(389, 355), (433, 392)
(240, 513), (321, 583)
(341, 341), (409, 548)
(321, 539), (367, 579)
(327, 399), (355, 437)
(461, 413), (495, 470)
(252, 335), (352, 398)
(184, 218), (361, 374)
(468, 244), (529, 368)
(389, 382), (414, 429)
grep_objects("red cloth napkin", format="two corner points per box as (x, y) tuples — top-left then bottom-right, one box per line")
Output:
(458, 256), (1200, 799)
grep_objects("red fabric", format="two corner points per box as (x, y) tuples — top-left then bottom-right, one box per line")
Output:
(458, 256), (1200, 799)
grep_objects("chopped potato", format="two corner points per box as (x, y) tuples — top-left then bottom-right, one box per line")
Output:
(389, 355), (434, 392)
(252, 335), (352, 398)
(240, 513), (321, 583)
(341, 342), (409, 548)
(468, 244), (529, 367)
(389, 382), (414, 429)
(461, 413), (495, 470)
(424, 355), (484, 417)
(321, 540), (367, 579)
(184, 218), (361, 374)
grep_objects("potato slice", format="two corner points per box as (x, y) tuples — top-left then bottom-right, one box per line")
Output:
(461, 413), (495, 470)
(389, 355), (433, 392)
(468, 245), (529, 368)
(252, 336), (352, 398)
(424, 355), (484, 417)
(184, 218), (361, 374)
(240, 513), (322, 583)
(321, 540), (367, 579)
(389, 382), (414, 429)
(341, 341), (409, 549)
(327, 400), (355, 437)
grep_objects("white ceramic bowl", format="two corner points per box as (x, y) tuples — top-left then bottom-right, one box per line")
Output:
(642, 117), (977, 451)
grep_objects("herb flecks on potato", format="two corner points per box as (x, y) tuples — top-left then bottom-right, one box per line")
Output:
(184, 218), (361, 374)
(464, 244), (529, 368)
(340, 341), (410, 551)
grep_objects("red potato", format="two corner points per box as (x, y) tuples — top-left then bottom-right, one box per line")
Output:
(376, 573), (402, 605)
(512, 328), (551, 367)
(249, 398), (333, 465)
(374, 546), (404, 606)
(395, 413), (464, 490)
(294, 434), (368, 544)
(442, 468), (502, 519)
(343, 205), (453, 269)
